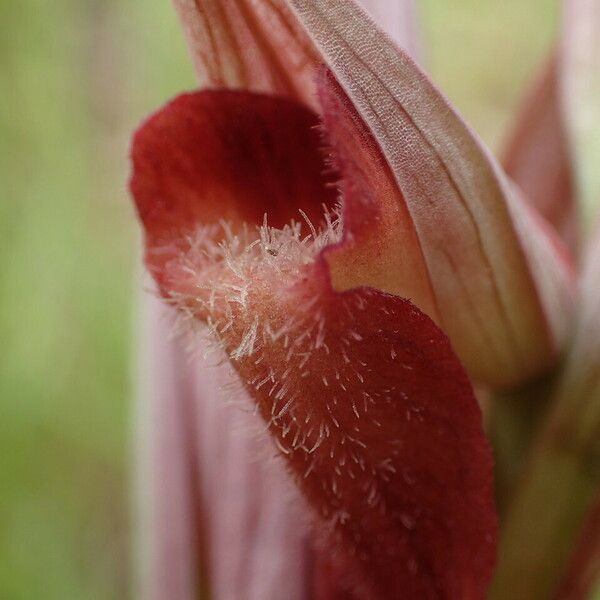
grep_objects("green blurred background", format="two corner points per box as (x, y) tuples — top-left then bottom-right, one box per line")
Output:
(0, 1), (558, 598)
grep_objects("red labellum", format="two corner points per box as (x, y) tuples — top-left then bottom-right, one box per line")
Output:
(130, 86), (497, 598)
(131, 90), (339, 288)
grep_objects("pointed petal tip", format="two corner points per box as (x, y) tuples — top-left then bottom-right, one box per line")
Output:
(501, 51), (578, 250)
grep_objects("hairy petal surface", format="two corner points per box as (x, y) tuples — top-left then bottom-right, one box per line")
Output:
(136, 294), (314, 600)
(288, 0), (574, 387)
(131, 89), (339, 286)
(132, 91), (340, 598)
(141, 1), (423, 597)
(211, 269), (496, 600)
(502, 52), (577, 250)
(130, 89), (497, 599)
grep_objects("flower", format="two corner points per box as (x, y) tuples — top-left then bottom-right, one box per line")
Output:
(129, 1), (599, 599)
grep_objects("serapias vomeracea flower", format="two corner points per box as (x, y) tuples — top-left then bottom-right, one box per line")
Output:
(129, 0), (599, 598)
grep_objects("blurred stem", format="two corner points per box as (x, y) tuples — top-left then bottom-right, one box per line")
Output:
(490, 373), (600, 600)
(490, 373), (557, 517)
(491, 446), (597, 599)
(555, 492), (600, 600)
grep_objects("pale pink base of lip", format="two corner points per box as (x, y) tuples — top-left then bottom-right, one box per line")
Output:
(134, 290), (315, 600)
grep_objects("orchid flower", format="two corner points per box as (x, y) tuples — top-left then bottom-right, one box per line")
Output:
(129, 0), (600, 599)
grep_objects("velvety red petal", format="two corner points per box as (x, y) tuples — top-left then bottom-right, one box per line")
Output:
(130, 90), (339, 291)
(157, 255), (498, 599)
(130, 89), (497, 599)
(501, 51), (577, 250)
(263, 267), (497, 600)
